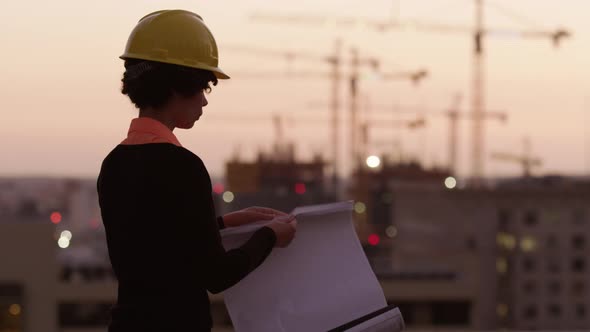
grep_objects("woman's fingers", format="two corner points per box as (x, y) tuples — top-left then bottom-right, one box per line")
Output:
(247, 206), (288, 216)
(244, 211), (275, 221)
(273, 214), (296, 223)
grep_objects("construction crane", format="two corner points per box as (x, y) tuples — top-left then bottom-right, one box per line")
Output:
(368, 99), (507, 176)
(223, 41), (345, 193)
(203, 112), (314, 164)
(491, 137), (542, 177)
(358, 117), (426, 163)
(348, 48), (429, 171)
(442, 94), (507, 175)
(250, 1), (570, 185)
(206, 110), (424, 167)
(224, 43), (427, 195)
(275, 113), (425, 168)
(311, 93), (507, 176)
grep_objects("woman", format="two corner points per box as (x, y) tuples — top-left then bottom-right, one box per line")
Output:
(97, 10), (297, 331)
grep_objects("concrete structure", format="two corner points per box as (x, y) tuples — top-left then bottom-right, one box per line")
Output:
(225, 152), (328, 194)
(0, 222), (58, 332)
(356, 174), (590, 330)
(222, 151), (335, 214)
(0, 222), (234, 332)
(493, 178), (590, 330)
(383, 185), (499, 330)
(2, 175), (589, 331)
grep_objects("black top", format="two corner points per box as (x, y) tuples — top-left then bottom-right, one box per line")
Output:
(97, 143), (276, 331)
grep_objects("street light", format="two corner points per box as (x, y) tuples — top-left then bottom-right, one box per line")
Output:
(366, 155), (381, 168)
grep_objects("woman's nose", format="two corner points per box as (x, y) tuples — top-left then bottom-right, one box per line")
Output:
(202, 94), (208, 107)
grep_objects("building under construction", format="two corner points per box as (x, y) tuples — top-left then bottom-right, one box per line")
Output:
(221, 144), (336, 214)
(218, 148), (590, 330)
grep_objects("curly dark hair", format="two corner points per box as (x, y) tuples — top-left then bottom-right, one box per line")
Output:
(121, 59), (218, 110)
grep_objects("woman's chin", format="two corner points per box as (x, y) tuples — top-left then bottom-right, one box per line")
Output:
(178, 121), (196, 129)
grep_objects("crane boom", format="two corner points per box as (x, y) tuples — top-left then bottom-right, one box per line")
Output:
(250, 3), (570, 183)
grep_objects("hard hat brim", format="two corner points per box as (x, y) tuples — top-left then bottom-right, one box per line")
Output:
(120, 54), (230, 80)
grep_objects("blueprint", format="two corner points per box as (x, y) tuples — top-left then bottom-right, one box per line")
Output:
(220, 201), (402, 332)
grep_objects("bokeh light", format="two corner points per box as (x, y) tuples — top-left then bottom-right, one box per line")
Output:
(222, 191), (235, 203)
(60, 230), (72, 240)
(368, 234), (380, 246)
(57, 237), (70, 249)
(213, 183), (225, 194)
(521, 236), (537, 252)
(295, 183), (306, 195)
(354, 202), (366, 214)
(50, 212), (62, 224)
(8, 304), (21, 316)
(444, 177), (457, 189)
(385, 226), (398, 238)
(366, 155), (381, 168)
(496, 258), (508, 274)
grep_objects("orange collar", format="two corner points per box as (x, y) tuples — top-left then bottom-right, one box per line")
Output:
(121, 117), (182, 147)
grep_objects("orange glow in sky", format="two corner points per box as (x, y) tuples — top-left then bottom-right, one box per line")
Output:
(0, 1), (588, 179)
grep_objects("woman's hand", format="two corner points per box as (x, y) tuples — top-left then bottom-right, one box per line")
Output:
(267, 215), (297, 248)
(222, 206), (289, 227)
(241, 206), (288, 218)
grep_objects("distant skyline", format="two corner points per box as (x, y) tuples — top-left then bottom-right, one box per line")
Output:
(1, 0), (588, 179)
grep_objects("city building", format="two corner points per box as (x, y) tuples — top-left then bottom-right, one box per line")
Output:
(0, 178), (233, 332)
(355, 171), (590, 330)
(1, 174), (589, 331)
(221, 147), (336, 214)
(493, 177), (590, 330)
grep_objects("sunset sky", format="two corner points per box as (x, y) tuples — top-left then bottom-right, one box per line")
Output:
(1, 0), (588, 179)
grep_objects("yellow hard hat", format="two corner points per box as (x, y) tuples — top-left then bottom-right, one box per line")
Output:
(120, 9), (230, 79)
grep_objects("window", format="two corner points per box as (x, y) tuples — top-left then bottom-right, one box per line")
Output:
(576, 303), (586, 319)
(58, 302), (112, 328)
(0, 303), (23, 332)
(466, 237), (477, 250)
(523, 210), (538, 226)
(497, 258), (508, 274)
(523, 280), (536, 295)
(547, 260), (561, 274)
(431, 301), (471, 326)
(0, 283), (24, 332)
(497, 233), (516, 250)
(498, 209), (511, 230)
(60, 265), (115, 282)
(573, 209), (587, 225)
(547, 281), (561, 295)
(523, 257), (536, 273)
(381, 192), (394, 205)
(546, 235), (558, 249)
(523, 305), (537, 319)
(548, 304), (561, 317)
(543, 209), (561, 224)
(520, 236), (537, 252)
(572, 235), (585, 250)
(370, 187), (393, 225)
(572, 258), (586, 273)
(572, 281), (585, 296)
(576, 304), (586, 319)
(497, 303), (508, 318)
